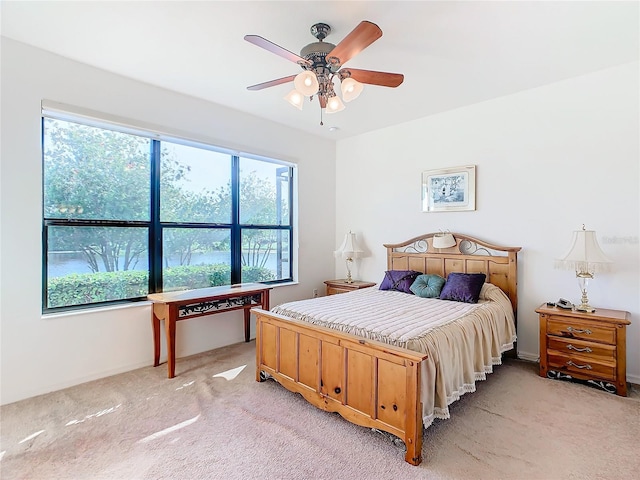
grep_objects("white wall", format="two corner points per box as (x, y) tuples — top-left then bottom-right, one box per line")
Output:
(336, 62), (640, 383)
(0, 38), (336, 405)
(2, 37), (638, 405)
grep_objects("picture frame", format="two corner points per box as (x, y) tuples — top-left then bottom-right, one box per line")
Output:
(421, 165), (476, 212)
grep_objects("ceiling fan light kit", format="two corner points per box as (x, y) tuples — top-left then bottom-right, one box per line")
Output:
(293, 70), (319, 96)
(245, 21), (404, 125)
(326, 95), (345, 114)
(283, 89), (304, 110)
(340, 77), (364, 102)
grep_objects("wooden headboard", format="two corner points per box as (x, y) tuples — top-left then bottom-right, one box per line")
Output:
(384, 232), (521, 318)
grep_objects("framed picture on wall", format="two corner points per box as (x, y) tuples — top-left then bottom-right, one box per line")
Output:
(422, 165), (476, 212)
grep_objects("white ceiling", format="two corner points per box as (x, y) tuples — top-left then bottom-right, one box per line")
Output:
(2, 1), (638, 140)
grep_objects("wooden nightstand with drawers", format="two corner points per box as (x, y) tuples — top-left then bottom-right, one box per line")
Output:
(536, 304), (631, 396)
(324, 279), (376, 296)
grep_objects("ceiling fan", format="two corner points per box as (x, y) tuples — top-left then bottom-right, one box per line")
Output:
(244, 21), (404, 124)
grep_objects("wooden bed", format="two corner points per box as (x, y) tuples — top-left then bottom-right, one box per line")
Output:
(251, 232), (521, 466)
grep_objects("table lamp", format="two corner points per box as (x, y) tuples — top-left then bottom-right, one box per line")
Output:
(555, 225), (612, 312)
(334, 231), (364, 283)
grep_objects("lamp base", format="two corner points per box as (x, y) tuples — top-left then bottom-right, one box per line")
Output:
(575, 304), (596, 313)
(576, 277), (595, 313)
(344, 258), (354, 284)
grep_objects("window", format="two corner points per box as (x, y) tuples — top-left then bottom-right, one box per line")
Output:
(42, 114), (294, 312)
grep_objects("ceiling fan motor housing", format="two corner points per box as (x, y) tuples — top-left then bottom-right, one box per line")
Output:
(300, 39), (335, 61)
(300, 23), (340, 97)
(300, 41), (336, 75)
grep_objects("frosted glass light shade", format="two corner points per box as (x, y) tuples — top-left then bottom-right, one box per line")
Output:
(293, 71), (319, 96)
(341, 77), (364, 102)
(284, 90), (304, 110)
(326, 95), (345, 114)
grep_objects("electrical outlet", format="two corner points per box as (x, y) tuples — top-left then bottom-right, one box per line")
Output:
(313, 289), (318, 298)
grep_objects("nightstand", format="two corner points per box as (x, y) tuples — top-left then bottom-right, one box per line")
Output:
(536, 304), (631, 396)
(324, 279), (376, 296)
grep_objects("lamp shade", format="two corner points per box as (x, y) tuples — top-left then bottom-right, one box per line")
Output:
(433, 232), (456, 249)
(334, 231), (364, 259)
(556, 227), (612, 274)
(293, 70), (319, 96)
(341, 77), (364, 102)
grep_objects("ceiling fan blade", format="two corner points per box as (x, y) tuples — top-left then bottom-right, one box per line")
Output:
(327, 21), (382, 67)
(342, 68), (404, 88)
(247, 75), (297, 91)
(244, 35), (311, 66)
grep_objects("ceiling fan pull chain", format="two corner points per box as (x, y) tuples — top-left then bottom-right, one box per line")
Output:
(320, 105), (324, 126)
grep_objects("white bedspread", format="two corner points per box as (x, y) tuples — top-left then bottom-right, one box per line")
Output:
(271, 283), (516, 428)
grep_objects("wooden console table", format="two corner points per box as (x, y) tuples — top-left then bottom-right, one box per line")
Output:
(148, 283), (271, 378)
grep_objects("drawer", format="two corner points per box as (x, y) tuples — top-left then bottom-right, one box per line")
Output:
(327, 286), (351, 295)
(547, 352), (616, 381)
(547, 318), (615, 344)
(547, 336), (616, 361)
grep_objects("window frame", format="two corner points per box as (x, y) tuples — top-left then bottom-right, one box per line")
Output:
(42, 110), (295, 313)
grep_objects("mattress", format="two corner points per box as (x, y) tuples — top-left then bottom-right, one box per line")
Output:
(271, 282), (517, 428)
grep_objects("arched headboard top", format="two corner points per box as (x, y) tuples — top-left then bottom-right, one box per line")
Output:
(384, 232), (522, 255)
(384, 232), (521, 318)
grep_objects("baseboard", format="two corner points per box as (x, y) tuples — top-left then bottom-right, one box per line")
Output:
(627, 373), (640, 385)
(517, 351), (539, 362)
(1, 360), (152, 406)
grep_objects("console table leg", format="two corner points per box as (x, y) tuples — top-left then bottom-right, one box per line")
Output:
(152, 310), (161, 367)
(166, 308), (177, 379)
(244, 308), (250, 343)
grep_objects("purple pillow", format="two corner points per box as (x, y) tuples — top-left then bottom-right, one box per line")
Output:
(439, 272), (486, 303)
(379, 270), (421, 294)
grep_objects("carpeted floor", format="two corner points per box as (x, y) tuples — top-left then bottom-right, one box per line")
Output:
(1, 341), (639, 480)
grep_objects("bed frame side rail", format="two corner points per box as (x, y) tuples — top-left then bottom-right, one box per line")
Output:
(253, 307), (428, 466)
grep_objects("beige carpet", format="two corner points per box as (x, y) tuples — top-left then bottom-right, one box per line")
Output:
(1, 341), (638, 480)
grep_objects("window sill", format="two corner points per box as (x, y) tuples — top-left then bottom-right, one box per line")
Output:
(42, 281), (299, 319)
(42, 300), (152, 320)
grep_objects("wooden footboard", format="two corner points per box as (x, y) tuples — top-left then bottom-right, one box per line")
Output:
(252, 307), (428, 466)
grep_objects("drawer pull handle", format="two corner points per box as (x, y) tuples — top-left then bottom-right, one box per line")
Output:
(567, 360), (592, 370)
(566, 326), (592, 335)
(567, 344), (593, 353)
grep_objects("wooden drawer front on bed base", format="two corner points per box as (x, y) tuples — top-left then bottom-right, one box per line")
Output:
(253, 308), (428, 466)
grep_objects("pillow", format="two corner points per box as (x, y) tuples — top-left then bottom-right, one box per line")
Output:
(439, 272), (486, 303)
(478, 282), (497, 301)
(379, 270), (421, 294)
(410, 274), (446, 298)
